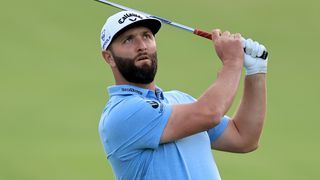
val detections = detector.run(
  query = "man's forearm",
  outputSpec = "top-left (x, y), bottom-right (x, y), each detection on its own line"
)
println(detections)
top-left (198, 64), bottom-right (243, 124)
top-left (233, 74), bottom-right (267, 148)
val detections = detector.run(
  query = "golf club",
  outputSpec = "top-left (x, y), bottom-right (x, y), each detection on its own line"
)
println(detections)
top-left (95, 0), bottom-right (268, 59)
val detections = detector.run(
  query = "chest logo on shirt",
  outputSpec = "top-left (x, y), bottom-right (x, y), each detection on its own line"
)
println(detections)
top-left (145, 100), bottom-right (159, 109)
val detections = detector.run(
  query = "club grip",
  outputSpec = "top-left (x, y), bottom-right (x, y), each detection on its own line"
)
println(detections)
top-left (193, 29), bottom-right (212, 40)
top-left (193, 29), bottom-right (268, 60)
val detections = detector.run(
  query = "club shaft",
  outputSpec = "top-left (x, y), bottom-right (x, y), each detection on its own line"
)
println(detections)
top-left (95, 0), bottom-right (147, 16)
top-left (95, 0), bottom-right (194, 32)
top-left (95, 0), bottom-right (268, 59)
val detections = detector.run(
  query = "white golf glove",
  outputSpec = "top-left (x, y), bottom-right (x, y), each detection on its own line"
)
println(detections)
top-left (242, 38), bottom-right (268, 75)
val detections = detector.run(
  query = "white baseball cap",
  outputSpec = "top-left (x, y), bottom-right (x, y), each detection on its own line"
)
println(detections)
top-left (100, 10), bottom-right (161, 50)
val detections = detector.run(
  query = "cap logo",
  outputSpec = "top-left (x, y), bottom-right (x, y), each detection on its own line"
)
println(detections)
top-left (101, 29), bottom-right (106, 41)
top-left (118, 13), bottom-right (143, 24)
top-left (102, 35), bottom-right (111, 49)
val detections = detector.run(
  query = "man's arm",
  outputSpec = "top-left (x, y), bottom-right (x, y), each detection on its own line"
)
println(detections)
top-left (160, 29), bottom-right (244, 143)
top-left (212, 40), bottom-right (268, 152)
top-left (212, 74), bottom-right (267, 152)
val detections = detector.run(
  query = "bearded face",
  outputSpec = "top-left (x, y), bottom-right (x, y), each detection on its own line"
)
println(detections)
top-left (110, 50), bottom-right (158, 84)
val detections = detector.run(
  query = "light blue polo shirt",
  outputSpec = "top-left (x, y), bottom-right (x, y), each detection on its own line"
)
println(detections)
top-left (99, 85), bottom-right (229, 180)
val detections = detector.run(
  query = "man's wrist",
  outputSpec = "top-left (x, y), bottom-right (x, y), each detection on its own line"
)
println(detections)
top-left (223, 59), bottom-right (243, 70)
top-left (245, 66), bottom-right (267, 76)
top-left (245, 73), bottom-right (266, 81)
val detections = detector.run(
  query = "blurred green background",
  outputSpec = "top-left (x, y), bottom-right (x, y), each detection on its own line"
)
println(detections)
top-left (1, 0), bottom-right (319, 179)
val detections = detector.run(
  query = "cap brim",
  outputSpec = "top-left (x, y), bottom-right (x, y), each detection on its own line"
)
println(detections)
top-left (109, 19), bottom-right (161, 48)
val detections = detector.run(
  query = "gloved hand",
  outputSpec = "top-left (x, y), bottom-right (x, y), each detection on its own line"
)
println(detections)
top-left (242, 38), bottom-right (268, 75)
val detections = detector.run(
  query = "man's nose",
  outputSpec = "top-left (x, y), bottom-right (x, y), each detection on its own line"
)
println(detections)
top-left (136, 38), bottom-right (147, 51)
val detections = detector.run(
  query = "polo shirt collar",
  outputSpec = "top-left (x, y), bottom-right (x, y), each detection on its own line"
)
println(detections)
top-left (108, 85), bottom-right (164, 100)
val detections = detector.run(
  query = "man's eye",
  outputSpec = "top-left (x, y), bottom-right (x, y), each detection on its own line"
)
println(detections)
top-left (124, 38), bottom-right (133, 44)
top-left (144, 34), bottom-right (152, 39)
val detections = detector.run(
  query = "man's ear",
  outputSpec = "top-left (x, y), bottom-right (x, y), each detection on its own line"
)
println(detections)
top-left (102, 50), bottom-right (116, 67)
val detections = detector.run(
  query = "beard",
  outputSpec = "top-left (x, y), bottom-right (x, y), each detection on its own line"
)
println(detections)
top-left (111, 51), bottom-right (158, 84)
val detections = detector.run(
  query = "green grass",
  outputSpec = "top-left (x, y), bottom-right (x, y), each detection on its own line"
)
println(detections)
top-left (1, 0), bottom-right (320, 179)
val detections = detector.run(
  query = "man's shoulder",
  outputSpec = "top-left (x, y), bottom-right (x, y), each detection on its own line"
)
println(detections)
top-left (101, 95), bottom-right (150, 128)
top-left (106, 94), bottom-right (167, 117)
top-left (107, 95), bottom-right (146, 113)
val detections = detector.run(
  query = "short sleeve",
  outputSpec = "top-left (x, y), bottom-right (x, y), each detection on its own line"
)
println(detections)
top-left (207, 116), bottom-right (230, 142)
top-left (102, 97), bottom-right (172, 159)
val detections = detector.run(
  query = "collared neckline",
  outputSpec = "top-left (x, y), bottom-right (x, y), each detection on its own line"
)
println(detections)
top-left (108, 85), bottom-right (164, 100)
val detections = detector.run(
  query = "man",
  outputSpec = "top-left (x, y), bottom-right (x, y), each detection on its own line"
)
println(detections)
top-left (98, 10), bottom-right (267, 180)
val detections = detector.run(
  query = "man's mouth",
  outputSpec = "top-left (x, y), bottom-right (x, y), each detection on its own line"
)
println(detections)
top-left (137, 55), bottom-right (149, 61)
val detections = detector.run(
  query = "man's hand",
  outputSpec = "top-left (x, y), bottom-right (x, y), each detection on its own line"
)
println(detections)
top-left (242, 38), bottom-right (268, 75)
top-left (212, 29), bottom-right (244, 67)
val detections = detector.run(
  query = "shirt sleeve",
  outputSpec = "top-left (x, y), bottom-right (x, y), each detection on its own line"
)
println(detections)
top-left (104, 97), bottom-right (172, 159)
top-left (207, 116), bottom-right (230, 143)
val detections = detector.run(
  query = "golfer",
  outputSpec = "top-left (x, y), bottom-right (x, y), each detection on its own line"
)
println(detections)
top-left (98, 10), bottom-right (268, 180)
